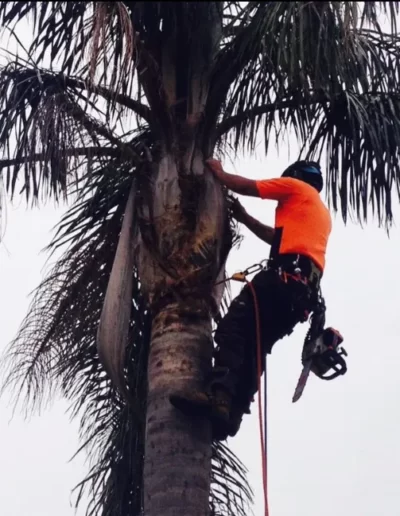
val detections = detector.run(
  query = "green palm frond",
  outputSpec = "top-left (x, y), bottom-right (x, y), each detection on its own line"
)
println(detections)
top-left (216, 26), bottom-right (400, 226)
top-left (210, 2), bottom-right (400, 225)
top-left (214, 2), bottom-right (399, 117)
top-left (218, 19), bottom-right (400, 140)
top-left (306, 90), bottom-right (400, 225)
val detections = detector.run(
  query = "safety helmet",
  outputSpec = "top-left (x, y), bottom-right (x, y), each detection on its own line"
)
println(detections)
top-left (281, 160), bottom-right (323, 193)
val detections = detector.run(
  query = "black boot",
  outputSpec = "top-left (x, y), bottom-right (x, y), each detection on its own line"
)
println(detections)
top-left (169, 368), bottom-right (236, 440)
top-left (224, 394), bottom-right (252, 439)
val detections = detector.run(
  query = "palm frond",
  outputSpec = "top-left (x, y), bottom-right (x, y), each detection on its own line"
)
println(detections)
top-left (97, 178), bottom-right (139, 409)
top-left (0, 2), bottom-right (176, 137)
top-left (217, 3), bottom-right (400, 141)
top-left (1, 161), bottom-right (130, 409)
top-left (0, 58), bottom-right (149, 202)
top-left (211, 442), bottom-right (253, 516)
top-left (218, 89), bottom-right (400, 227)
top-left (71, 270), bottom-right (151, 516)
top-left (306, 90), bottom-right (400, 226)
top-left (212, 2), bottom-right (400, 225)
top-left (0, 2), bottom-right (136, 96)
top-left (0, 152), bottom-right (150, 516)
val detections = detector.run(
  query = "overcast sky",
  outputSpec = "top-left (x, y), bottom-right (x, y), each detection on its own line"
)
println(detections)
top-left (2, 11), bottom-right (400, 516)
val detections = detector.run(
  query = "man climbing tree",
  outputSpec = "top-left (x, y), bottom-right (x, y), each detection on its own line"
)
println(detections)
top-left (171, 158), bottom-right (332, 439)
top-left (1, 3), bottom-right (400, 516)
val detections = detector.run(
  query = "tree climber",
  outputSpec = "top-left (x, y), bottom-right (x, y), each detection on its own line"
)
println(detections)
top-left (170, 158), bottom-right (332, 440)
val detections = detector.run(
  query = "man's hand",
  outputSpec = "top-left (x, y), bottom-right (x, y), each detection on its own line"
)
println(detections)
top-left (205, 158), bottom-right (224, 179)
top-left (229, 198), bottom-right (275, 245)
top-left (229, 198), bottom-right (248, 224)
top-left (205, 157), bottom-right (259, 197)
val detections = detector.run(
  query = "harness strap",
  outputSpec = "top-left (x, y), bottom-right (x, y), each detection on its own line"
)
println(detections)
top-left (270, 253), bottom-right (322, 288)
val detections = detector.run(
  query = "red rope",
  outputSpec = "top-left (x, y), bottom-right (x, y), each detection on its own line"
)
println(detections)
top-left (246, 280), bottom-right (269, 516)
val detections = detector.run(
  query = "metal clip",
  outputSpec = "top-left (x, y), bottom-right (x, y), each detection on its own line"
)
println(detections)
top-left (243, 262), bottom-right (263, 276)
top-left (232, 260), bottom-right (271, 283)
top-left (293, 255), bottom-right (302, 275)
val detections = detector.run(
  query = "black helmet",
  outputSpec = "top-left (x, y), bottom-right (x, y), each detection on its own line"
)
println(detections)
top-left (281, 160), bottom-right (323, 192)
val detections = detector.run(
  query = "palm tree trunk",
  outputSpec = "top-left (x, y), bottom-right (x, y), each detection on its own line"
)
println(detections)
top-left (143, 301), bottom-right (213, 516)
top-left (138, 147), bottom-right (230, 515)
top-left (138, 6), bottom-right (227, 504)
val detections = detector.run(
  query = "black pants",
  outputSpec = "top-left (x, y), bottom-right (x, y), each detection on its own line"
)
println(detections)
top-left (213, 268), bottom-right (315, 414)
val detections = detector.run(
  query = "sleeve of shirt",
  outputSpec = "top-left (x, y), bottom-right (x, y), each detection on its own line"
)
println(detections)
top-left (255, 177), bottom-right (299, 201)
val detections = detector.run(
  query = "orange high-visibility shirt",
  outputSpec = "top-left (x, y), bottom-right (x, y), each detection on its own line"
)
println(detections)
top-left (255, 177), bottom-right (332, 271)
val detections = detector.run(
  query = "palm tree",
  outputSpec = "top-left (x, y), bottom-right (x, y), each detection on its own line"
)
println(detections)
top-left (1, 2), bottom-right (400, 516)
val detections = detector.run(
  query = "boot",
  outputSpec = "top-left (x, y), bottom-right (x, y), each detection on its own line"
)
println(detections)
top-left (169, 385), bottom-right (233, 440)
top-left (211, 387), bottom-right (234, 440)
top-left (169, 367), bottom-right (237, 440)
top-left (210, 389), bottom-right (249, 440)
top-left (224, 406), bottom-right (244, 439)
top-left (169, 389), bottom-right (214, 418)
top-left (221, 392), bottom-right (253, 439)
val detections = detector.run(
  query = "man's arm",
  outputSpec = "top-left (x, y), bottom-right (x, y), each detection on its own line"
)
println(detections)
top-left (231, 199), bottom-right (275, 245)
top-left (206, 158), bottom-right (260, 197)
top-left (242, 212), bottom-right (275, 245)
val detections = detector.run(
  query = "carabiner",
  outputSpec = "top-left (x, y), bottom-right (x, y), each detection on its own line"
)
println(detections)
top-left (243, 263), bottom-right (262, 276)
top-left (243, 259), bottom-right (270, 277)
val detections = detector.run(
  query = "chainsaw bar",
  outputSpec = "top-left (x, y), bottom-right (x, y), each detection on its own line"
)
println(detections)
top-left (292, 359), bottom-right (312, 403)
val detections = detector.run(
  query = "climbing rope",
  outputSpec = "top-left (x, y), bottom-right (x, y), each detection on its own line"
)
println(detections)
top-left (264, 355), bottom-right (268, 508)
top-left (222, 261), bottom-right (270, 516)
top-left (246, 279), bottom-right (269, 516)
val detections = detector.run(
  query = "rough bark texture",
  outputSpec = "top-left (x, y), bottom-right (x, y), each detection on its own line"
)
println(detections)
top-left (144, 303), bottom-right (213, 516)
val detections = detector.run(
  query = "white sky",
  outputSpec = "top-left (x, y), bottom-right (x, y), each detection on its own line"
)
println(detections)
top-left (1, 11), bottom-right (400, 516)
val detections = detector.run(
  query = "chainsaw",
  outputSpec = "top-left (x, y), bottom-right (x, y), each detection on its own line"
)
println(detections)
top-left (292, 300), bottom-right (348, 403)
